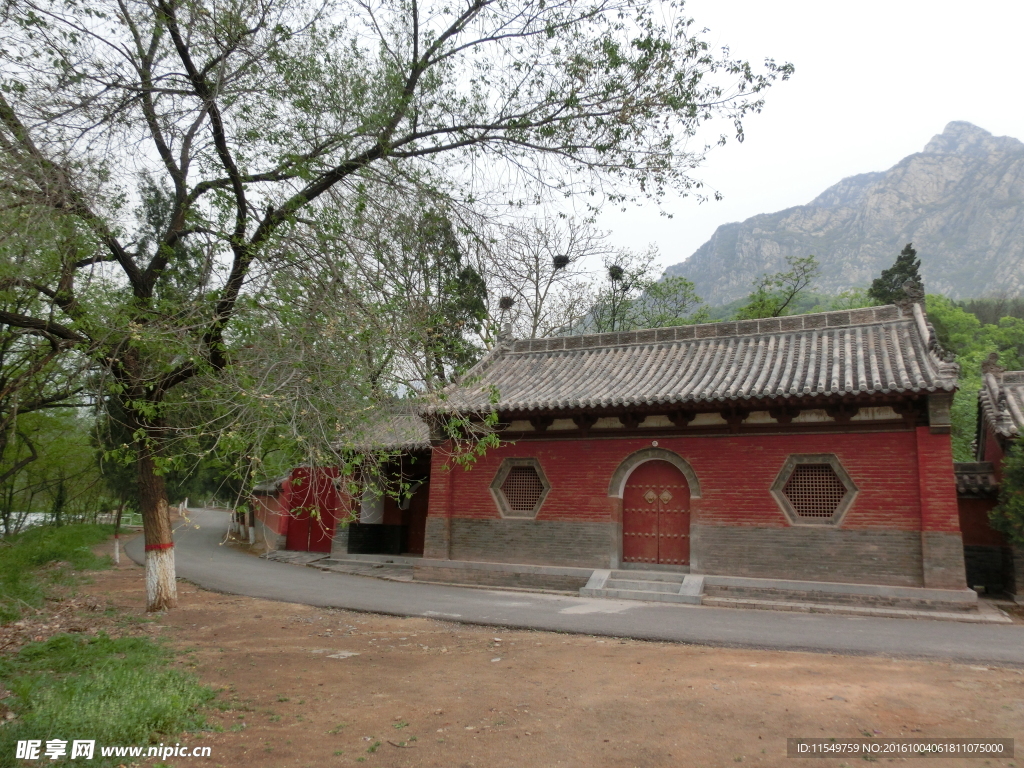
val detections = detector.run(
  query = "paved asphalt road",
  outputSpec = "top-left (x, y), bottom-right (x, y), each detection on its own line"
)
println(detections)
top-left (125, 508), bottom-right (1024, 666)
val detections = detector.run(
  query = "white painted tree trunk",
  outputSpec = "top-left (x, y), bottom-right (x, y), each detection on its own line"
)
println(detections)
top-left (113, 535), bottom-right (120, 565)
top-left (146, 546), bottom-right (177, 610)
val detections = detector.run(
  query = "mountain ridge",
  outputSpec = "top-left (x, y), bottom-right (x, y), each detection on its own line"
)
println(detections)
top-left (664, 121), bottom-right (1024, 304)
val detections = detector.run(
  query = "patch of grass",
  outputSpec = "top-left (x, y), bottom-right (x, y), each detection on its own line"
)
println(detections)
top-left (0, 524), bottom-right (113, 623)
top-left (0, 633), bottom-right (214, 768)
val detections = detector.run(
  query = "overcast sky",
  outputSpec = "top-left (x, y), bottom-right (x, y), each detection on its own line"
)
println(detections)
top-left (595, 0), bottom-right (1024, 273)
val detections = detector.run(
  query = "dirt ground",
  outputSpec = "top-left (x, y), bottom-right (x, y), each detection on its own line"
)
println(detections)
top-left (16, 539), bottom-right (1024, 768)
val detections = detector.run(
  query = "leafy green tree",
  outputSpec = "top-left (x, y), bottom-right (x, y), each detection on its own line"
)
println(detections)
top-left (0, 0), bottom-right (790, 609)
top-left (990, 442), bottom-right (1024, 548)
top-left (925, 295), bottom-right (1024, 460)
top-left (2, 410), bottom-right (109, 535)
top-left (868, 243), bottom-right (923, 305)
top-left (735, 255), bottom-right (821, 320)
top-left (399, 211), bottom-right (488, 388)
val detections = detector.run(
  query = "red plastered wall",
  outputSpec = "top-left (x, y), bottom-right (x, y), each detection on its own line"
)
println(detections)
top-left (915, 426), bottom-right (963, 533)
top-left (429, 428), bottom-right (949, 532)
top-left (252, 483), bottom-right (290, 535)
top-left (957, 497), bottom-right (1005, 547)
top-left (981, 424), bottom-right (1006, 482)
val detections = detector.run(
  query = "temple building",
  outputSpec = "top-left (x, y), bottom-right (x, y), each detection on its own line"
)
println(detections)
top-left (253, 294), bottom-right (1011, 612)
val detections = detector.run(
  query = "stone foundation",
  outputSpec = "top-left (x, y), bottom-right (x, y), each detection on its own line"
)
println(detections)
top-left (331, 524), bottom-right (349, 557)
top-left (423, 516), bottom-right (612, 568)
top-left (691, 525), bottom-right (926, 587)
top-left (921, 531), bottom-right (968, 589)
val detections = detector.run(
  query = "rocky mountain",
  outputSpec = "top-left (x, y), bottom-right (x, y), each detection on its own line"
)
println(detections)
top-left (664, 122), bottom-right (1024, 305)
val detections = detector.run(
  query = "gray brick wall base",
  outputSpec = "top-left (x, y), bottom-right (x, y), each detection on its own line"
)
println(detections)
top-left (331, 525), bottom-right (349, 557)
top-left (1012, 547), bottom-right (1024, 603)
top-left (921, 531), bottom-right (968, 590)
top-left (424, 517), bottom-right (613, 568)
top-left (691, 525), bottom-right (926, 587)
top-left (255, 520), bottom-right (286, 552)
top-left (452, 518), bottom-right (612, 567)
top-left (423, 516), bottom-right (450, 560)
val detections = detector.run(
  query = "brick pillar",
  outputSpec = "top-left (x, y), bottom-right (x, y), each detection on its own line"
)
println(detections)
top-left (1011, 547), bottom-right (1024, 604)
top-left (330, 480), bottom-right (355, 557)
top-left (916, 426), bottom-right (968, 589)
top-left (608, 496), bottom-right (623, 569)
top-left (423, 443), bottom-right (453, 560)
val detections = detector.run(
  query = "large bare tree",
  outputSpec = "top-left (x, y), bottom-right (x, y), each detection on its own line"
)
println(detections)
top-left (0, 0), bottom-right (791, 609)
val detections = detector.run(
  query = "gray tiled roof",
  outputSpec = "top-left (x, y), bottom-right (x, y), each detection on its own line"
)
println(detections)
top-left (953, 462), bottom-right (999, 497)
top-left (252, 473), bottom-right (289, 494)
top-left (980, 370), bottom-right (1024, 438)
top-left (433, 304), bottom-right (958, 414)
top-left (345, 405), bottom-right (432, 452)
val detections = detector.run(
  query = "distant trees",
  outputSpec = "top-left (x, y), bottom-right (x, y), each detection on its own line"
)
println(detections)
top-left (590, 249), bottom-right (706, 333)
top-left (735, 255), bottom-right (821, 320)
top-left (868, 243), bottom-right (923, 304)
top-left (925, 295), bottom-right (1024, 460)
top-left (991, 438), bottom-right (1024, 548)
top-left (990, 442), bottom-right (1024, 548)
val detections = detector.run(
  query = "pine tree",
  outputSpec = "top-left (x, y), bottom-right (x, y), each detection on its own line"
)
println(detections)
top-left (868, 243), bottom-right (923, 305)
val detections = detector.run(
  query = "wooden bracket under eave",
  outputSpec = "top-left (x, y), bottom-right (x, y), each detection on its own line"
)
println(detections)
top-left (667, 410), bottom-right (695, 428)
top-left (529, 415), bottom-right (554, 433)
top-left (573, 414), bottom-right (598, 433)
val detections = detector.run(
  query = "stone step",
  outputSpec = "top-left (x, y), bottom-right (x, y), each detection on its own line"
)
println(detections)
top-left (592, 587), bottom-right (703, 605)
top-left (318, 558), bottom-right (413, 570)
top-left (702, 597), bottom-right (1011, 623)
top-left (610, 569), bottom-right (686, 583)
top-left (604, 578), bottom-right (683, 594)
top-left (581, 570), bottom-right (704, 604)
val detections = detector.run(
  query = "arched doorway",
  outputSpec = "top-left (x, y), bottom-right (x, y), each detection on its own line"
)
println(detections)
top-left (622, 460), bottom-right (691, 566)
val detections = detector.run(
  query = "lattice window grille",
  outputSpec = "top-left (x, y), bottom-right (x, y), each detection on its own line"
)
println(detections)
top-left (782, 464), bottom-right (847, 519)
top-left (500, 466), bottom-right (545, 512)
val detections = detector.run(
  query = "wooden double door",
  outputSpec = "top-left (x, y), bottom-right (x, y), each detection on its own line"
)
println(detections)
top-left (284, 467), bottom-right (339, 553)
top-left (622, 460), bottom-right (691, 566)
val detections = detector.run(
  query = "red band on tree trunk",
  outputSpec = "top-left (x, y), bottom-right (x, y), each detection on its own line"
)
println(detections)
top-left (144, 542), bottom-right (175, 552)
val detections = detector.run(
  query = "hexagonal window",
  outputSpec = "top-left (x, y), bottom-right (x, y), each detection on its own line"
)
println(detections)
top-left (770, 454), bottom-right (857, 526)
top-left (490, 458), bottom-right (551, 519)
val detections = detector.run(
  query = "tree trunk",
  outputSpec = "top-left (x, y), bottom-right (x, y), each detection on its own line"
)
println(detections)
top-left (138, 447), bottom-right (177, 611)
top-left (113, 500), bottom-right (125, 565)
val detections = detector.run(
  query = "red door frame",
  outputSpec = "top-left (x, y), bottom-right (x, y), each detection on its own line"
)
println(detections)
top-left (622, 460), bottom-right (691, 566)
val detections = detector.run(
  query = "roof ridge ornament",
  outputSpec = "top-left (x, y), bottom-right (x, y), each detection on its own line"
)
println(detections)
top-left (981, 351), bottom-right (1005, 376)
top-left (496, 321), bottom-right (515, 349)
top-left (898, 279), bottom-right (925, 309)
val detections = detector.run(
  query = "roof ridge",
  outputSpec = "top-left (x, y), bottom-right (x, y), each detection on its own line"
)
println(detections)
top-left (978, 370), bottom-right (1022, 438)
top-left (508, 304), bottom-right (904, 355)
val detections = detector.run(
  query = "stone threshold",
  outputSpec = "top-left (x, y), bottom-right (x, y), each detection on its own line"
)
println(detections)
top-left (702, 574), bottom-right (980, 606)
top-left (702, 596), bottom-right (1011, 624)
top-left (700, 574), bottom-right (981, 614)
